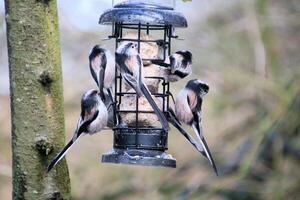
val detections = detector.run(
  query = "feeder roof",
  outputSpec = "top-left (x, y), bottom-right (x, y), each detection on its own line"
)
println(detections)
top-left (99, 1), bottom-right (188, 27)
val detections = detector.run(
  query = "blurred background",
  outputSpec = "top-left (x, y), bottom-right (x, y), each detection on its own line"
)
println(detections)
top-left (1, 0), bottom-right (300, 199)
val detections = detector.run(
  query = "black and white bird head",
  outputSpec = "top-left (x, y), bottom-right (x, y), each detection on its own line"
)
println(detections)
top-left (81, 89), bottom-right (101, 117)
top-left (89, 45), bottom-right (103, 59)
top-left (168, 50), bottom-right (193, 79)
top-left (176, 50), bottom-right (192, 63)
top-left (116, 42), bottom-right (139, 56)
top-left (156, 39), bottom-right (168, 51)
top-left (186, 79), bottom-right (209, 97)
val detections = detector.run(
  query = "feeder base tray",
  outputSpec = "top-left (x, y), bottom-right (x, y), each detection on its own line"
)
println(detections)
top-left (101, 148), bottom-right (176, 168)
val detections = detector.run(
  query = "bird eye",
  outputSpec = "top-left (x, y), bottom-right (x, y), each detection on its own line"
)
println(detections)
top-left (131, 45), bottom-right (135, 49)
top-left (91, 90), bottom-right (98, 95)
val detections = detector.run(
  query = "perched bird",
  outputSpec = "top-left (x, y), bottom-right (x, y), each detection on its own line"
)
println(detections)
top-left (115, 42), bottom-right (169, 131)
top-left (89, 45), bottom-right (115, 100)
top-left (89, 45), bottom-right (117, 126)
top-left (152, 50), bottom-right (192, 82)
top-left (47, 89), bottom-right (108, 172)
top-left (175, 79), bottom-right (218, 175)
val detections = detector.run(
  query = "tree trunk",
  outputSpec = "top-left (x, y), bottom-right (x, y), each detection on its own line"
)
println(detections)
top-left (5, 0), bottom-right (71, 199)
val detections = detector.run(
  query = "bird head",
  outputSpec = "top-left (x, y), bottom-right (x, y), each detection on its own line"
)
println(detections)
top-left (89, 45), bottom-right (103, 60)
top-left (186, 79), bottom-right (209, 97)
top-left (116, 42), bottom-right (139, 56)
top-left (176, 50), bottom-right (192, 64)
top-left (81, 89), bottom-right (101, 116)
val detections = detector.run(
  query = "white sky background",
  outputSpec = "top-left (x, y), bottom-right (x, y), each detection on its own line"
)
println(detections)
top-left (0, 0), bottom-right (233, 95)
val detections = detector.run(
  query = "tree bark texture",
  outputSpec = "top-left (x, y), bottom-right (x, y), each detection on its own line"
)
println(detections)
top-left (5, 0), bottom-right (71, 199)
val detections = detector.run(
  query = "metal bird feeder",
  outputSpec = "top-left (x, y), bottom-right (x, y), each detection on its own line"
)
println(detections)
top-left (100, 0), bottom-right (187, 168)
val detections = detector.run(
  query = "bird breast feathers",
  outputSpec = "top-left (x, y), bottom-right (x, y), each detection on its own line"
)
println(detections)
top-left (176, 90), bottom-right (193, 124)
top-left (187, 89), bottom-right (197, 110)
top-left (125, 56), bottom-right (142, 78)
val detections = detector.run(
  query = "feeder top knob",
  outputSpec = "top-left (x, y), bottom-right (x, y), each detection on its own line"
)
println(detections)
top-left (99, 0), bottom-right (188, 27)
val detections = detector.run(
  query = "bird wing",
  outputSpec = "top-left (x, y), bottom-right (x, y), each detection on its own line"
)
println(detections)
top-left (104, 88), bottom-right (117, 128)
top-left (98, 54), bottom-right (107, 99)
top-left (140, 82), bottom-right (169, 131)
top-left (192, 111), bottom-right (218, 175)
top-left (123, 73), bottom-right (142, 96)
top-left (89, 54), bottom-right (102, 86)
top-left (137, 55), bottom-right (143, 86)
top-left (89, 63), bottom-right (98, 86)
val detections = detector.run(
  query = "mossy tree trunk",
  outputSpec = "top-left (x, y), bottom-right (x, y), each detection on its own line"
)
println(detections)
top-left (5, 0), bottom-right (71, 199)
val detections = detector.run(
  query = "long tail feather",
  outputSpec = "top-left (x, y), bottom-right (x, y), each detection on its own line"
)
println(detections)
top-left (167, 109), bottom-right (205, 156)
top-left (192, 124), bottom-right (218, 176)
top-left (98, 54), bottom-right (107, 100)
top-left (47, 138), bottom-right (78, 172)
top-left (106, 88), bottom-right (118, 126)
top-left (140, 83), bottom-right (169, 131)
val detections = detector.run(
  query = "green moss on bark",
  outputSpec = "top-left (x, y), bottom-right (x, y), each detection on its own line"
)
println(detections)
top-left (5, 0), bottom-right (71, 199)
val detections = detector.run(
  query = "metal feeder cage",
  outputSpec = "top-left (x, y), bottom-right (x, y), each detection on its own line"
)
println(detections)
top-left (100, 0), bottom-right (188, 168)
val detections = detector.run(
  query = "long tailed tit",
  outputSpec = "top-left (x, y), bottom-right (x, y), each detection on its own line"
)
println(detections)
top-left (175, 79), bottom-right (218, 175)
top-left (47, 89), bottom-right (108, 172)
top-left (153, 50), bottom-right (192, 82)
top-left (115, 42), bottom-right (169, 131)
top-left (89, 45), bottom-right (115, 100)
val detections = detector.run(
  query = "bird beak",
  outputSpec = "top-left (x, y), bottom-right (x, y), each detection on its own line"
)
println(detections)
top-left (202, 85), bottom-right (209, 93)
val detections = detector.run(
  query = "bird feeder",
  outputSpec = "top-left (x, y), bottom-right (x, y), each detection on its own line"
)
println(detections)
top-left (100, 0), bottom-right (187, 168)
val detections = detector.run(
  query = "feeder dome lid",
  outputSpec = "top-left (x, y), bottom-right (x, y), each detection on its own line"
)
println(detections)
top-left (99, 0), bottom-right (188, 27)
